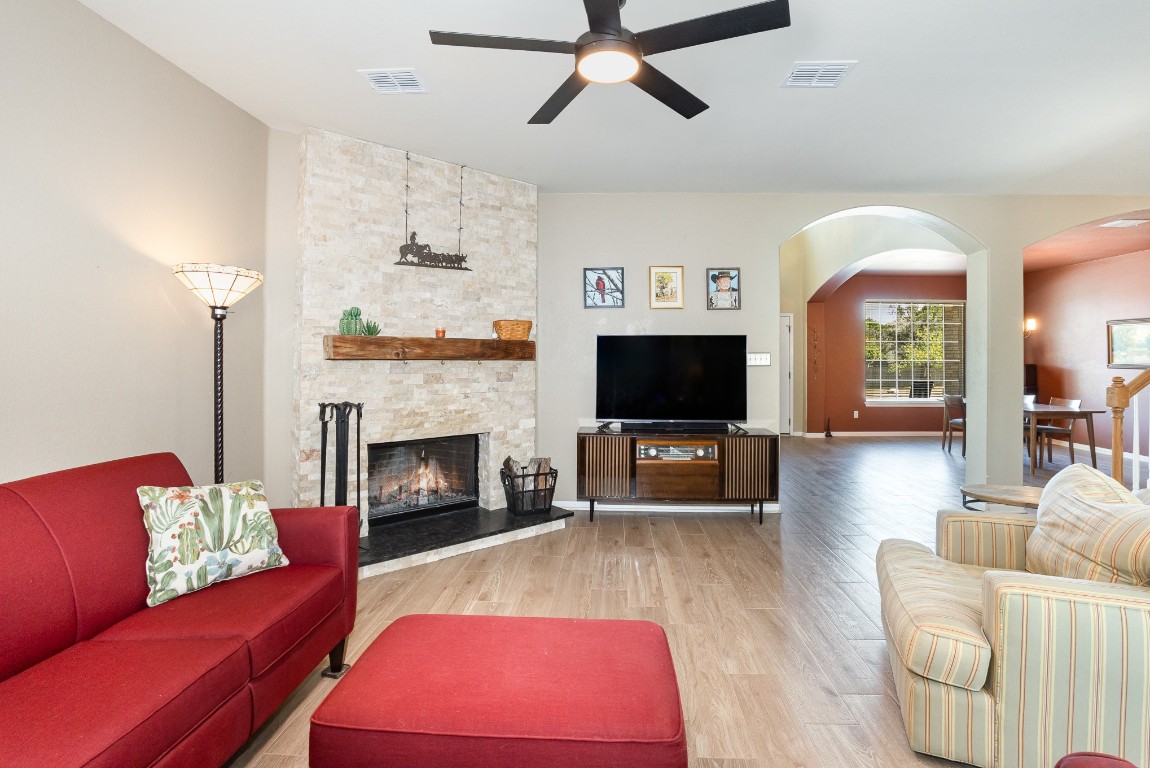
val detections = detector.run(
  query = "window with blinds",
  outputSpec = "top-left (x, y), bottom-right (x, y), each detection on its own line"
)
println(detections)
top-left (864, 301), bottom-right (965, 400)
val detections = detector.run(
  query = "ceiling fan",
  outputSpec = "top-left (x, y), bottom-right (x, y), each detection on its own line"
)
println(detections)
top-left (429, 0), bottom-right (791, 124)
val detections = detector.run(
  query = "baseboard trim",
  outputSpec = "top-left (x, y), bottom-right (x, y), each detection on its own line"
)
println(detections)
top-left (555, 500), bottom-right (781, 515)
top-left (803, 431), bottom-right (943, 438)
top-left (1043, 438), bottom-right (1150, 464)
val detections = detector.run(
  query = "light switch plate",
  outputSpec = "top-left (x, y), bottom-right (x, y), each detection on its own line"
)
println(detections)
top-left (746, 353), bottom-right (771, 366)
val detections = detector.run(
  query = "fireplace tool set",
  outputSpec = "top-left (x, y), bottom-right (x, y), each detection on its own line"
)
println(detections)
top-left (318, 402), bottom-right (363, 509)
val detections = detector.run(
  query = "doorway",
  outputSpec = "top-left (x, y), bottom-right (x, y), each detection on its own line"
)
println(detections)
top-left (779, 312), bottom-right (794, 434)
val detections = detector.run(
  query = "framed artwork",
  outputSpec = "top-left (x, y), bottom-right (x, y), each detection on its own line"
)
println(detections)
top-left (1107, 318), bottom-right (1150, 368)
top-left (649, 266), bottom-right (684, 309)
top-left (706, 267), bottom-right (740, 310)
top-left (583, 267), bottom-right (624, 308)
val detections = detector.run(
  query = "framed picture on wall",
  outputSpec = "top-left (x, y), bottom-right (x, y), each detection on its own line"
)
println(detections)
top-left (649, 266), bottom-right (684, 309)
top-left (583, 267), bottom-right (624, 308)
top-left (1107, 318), bottom-right (1150, 368)
top-left (706, 267), bottom-right (740, 310)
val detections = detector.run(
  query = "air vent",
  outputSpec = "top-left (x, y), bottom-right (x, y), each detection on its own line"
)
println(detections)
top-left (782, 61), bottom-right (856, 88)
top-left (359, 68), bottom-right (427, 94)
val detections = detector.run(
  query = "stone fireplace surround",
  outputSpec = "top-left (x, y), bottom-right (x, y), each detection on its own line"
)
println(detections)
top-left (292, 130), bottom-right (539, 537)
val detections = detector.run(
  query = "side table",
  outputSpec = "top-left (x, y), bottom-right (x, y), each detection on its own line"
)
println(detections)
top-left (959, 483), bottom-right (1042, 510)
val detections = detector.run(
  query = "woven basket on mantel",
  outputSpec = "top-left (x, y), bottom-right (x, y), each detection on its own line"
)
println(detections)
top-left (493, 320), bottom-right (532, 340)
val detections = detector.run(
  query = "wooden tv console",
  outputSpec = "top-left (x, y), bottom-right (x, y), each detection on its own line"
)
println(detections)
top-left (576, 427), bottom-right (779, 524)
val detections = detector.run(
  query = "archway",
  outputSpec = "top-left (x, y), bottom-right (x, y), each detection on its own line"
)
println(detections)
top-left (780, 206), bottom-right (1006, 483)
top-left (1024, 208), bottom-right (1150, 468)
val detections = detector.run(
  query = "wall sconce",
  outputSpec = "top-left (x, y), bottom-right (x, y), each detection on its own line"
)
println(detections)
top-left (1024, 318), bottom-right (1037, 338)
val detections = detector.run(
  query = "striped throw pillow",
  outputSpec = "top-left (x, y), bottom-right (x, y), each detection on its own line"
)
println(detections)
top-left (1026, 464), bottom-right (1150, 586)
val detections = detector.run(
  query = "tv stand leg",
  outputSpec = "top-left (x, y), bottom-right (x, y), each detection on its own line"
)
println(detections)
top-left (758, 500), bottom-right (764, 525)
top-left (589, 499), bottom-right (595, 522)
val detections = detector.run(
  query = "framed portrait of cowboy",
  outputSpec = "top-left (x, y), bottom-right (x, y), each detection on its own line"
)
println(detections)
top-left (706, 267), bottom-right (740, 310)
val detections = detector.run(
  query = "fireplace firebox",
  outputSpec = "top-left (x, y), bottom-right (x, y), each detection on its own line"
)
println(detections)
top-left (367, 435), bottom-right (479, 523)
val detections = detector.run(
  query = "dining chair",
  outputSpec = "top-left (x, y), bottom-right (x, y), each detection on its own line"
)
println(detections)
top-left (1037, 396), bottom-right (1081, 466)
top-left (942, 394), bottom-right (966, 457)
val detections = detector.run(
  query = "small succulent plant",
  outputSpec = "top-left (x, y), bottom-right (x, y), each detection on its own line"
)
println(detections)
top-left (363, 319), bottom-right (381, 336)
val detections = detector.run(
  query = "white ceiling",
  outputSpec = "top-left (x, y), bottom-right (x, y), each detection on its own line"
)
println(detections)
top-left (75, 0), bottom-right (1150, 195)
top-left (856, 249), bottom-right (966, 276)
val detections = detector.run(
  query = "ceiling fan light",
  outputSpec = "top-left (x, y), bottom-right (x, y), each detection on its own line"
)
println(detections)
top-left (577, 43), bottom-right (640, 84)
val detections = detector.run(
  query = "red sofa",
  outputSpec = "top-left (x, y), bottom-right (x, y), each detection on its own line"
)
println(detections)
top-left (0, 453), bottom-right (358, 768)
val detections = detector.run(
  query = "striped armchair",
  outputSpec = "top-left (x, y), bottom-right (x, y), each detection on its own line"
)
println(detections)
top-left (876, 465), bottom-right (1150, 768)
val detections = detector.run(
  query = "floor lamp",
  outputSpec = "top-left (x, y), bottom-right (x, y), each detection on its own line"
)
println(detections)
top-left (172, 263), bottom-right (263, 484)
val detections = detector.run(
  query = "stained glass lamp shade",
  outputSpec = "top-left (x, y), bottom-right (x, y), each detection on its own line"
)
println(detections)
top-left (172, 263), bottom-right (263, 310)
top-left (172, 263), bottom-right (263, 483)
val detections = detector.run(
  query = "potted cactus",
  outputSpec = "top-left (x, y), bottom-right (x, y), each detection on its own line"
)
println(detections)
top-left (338, 307), bottom-right (364, 335)
top-left (338, 307), bottom-right (381, 336)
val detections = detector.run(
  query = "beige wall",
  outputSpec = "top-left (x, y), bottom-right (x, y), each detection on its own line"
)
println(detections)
top-left (261, 130), bottom-right (303, 505)
top-left (538, 194), bottom-right (1150, 500)
top-left (537, 194), bottom-right (782, 503)
top-left (0, 0), bottom-right (268, 484)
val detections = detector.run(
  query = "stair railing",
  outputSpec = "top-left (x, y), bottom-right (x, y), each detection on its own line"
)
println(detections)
top-left (1105, 369), bottom-right (1150, 487)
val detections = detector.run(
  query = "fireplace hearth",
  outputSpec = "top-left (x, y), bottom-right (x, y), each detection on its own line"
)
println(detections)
top-left (358, 432), bottom-right (574, 573)
top-left (368, 434), bottom-right (479, 522)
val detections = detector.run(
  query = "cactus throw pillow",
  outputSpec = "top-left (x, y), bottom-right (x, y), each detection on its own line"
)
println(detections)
top-left (137, 480), bottom-right (289, 606)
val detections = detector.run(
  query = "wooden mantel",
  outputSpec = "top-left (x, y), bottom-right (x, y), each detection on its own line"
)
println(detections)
top-left (323, 335), bottom-right (535, 362)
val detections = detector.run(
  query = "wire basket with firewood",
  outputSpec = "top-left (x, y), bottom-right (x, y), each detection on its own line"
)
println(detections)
top-left (500, 456), bottom-right (557, 515)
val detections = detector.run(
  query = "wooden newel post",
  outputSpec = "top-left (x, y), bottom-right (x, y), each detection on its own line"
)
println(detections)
top-left (1107, 375), bottom-right (1129, 485)
top-left (1108, 369), bottom-right (1150, 487)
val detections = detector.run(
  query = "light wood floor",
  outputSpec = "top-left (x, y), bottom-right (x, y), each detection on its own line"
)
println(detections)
top-left (228, 436), bottom-right (1086, 768)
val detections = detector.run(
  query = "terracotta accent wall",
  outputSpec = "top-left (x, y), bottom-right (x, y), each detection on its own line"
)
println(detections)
top-left (807, 273), bottom-right (967, 434)
top-left (1024, 249), bottom-right (1150, 454)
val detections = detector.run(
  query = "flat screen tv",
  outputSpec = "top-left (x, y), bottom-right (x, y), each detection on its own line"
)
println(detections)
top-left (595, 334), bottom-right (747, 431)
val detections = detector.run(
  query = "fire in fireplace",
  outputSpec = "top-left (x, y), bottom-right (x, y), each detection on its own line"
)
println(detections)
top-left (367, 435), bottom-right (479, 522)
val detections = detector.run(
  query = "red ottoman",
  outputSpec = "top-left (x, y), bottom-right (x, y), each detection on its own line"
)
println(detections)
top-left (310, 614), bottom-right (687, 768)
top-left (1054, 754), bottom-right (1138, 768)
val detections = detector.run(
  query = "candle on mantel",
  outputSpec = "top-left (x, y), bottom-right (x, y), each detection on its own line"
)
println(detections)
top-left (434, 328), bottom-right (446, 338)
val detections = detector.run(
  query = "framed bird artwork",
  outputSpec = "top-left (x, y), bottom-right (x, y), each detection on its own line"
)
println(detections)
top-left (584, 267), bottom-right (624, 308)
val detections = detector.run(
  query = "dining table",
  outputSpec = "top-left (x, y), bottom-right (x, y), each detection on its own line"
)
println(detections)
top-left (1024, 401), bottom-right (1106, 474)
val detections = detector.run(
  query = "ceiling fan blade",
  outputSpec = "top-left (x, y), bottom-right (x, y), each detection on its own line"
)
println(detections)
top-left (583, 0), bottom-right (623, 34)
top-left (630, 62), bottom-right (708, 119)
top-left (528, 72), bottom-right (589, 124)
top-left (429, 30), bottom-right (576, 54)
top-left (635, 0), bottom-right (790, 56)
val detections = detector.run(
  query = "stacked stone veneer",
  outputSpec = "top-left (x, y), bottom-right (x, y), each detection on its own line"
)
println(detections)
top-left (294, 129), bottom-right (538, 533)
